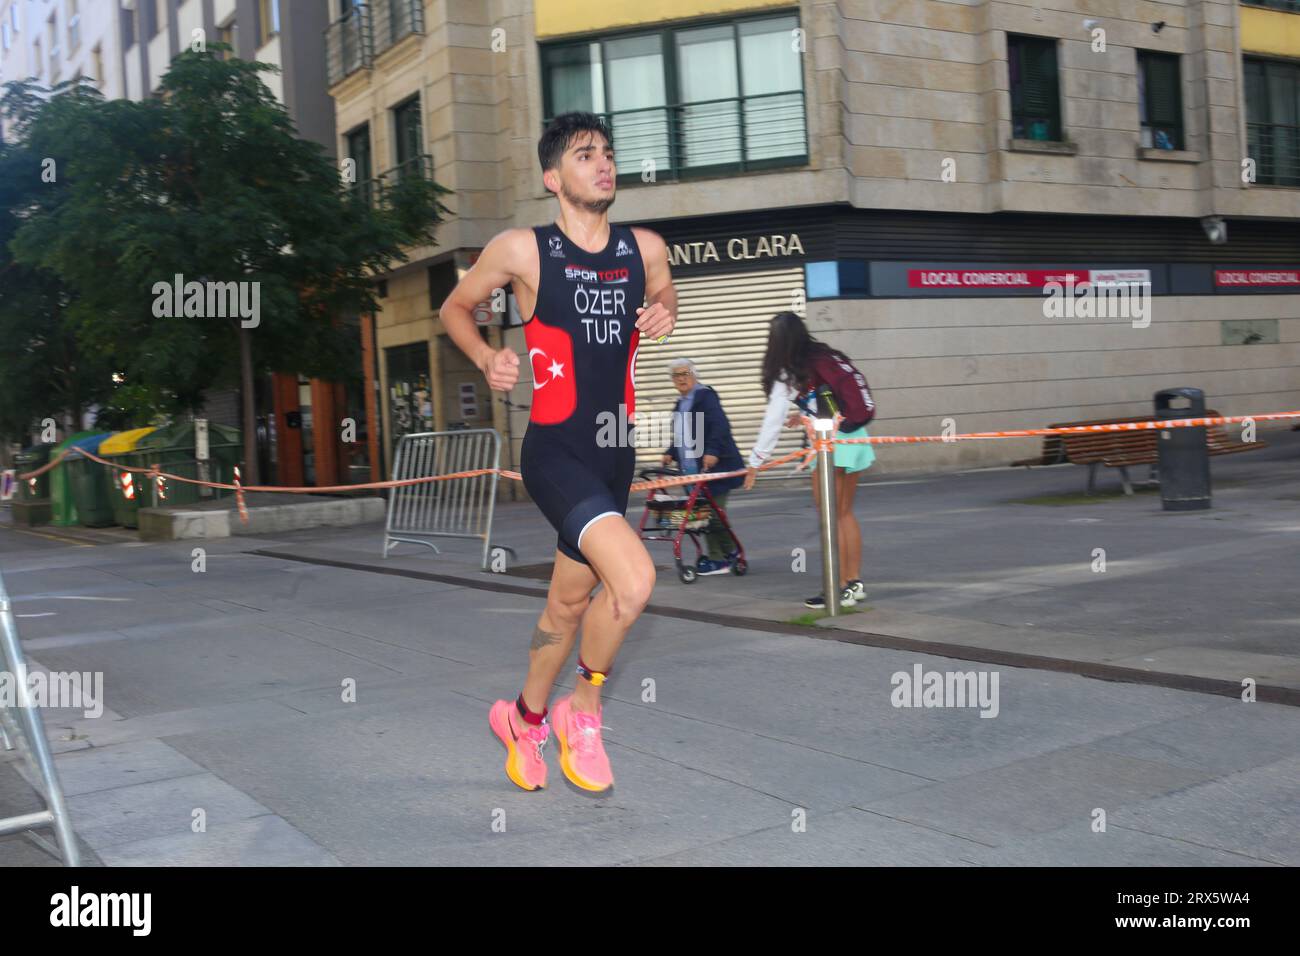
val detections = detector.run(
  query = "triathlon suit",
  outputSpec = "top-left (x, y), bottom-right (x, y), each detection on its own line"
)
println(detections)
top-left (518, 223), bottom-right (645, 565)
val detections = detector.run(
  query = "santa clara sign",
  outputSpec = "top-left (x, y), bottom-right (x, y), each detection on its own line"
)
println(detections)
top-left (667, 233), bottom-right (805, 267)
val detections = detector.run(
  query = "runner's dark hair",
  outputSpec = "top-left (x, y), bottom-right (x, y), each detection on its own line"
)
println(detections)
top-left (538, 112), bottom-right (614, 174)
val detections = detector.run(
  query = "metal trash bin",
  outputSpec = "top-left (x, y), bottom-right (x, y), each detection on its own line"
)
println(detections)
top-left (1154, 387), bottom-right (1211, 511)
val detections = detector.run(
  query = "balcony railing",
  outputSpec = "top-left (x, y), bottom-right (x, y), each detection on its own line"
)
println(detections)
top-left (378, 153), bottom-right (433, 190)
top-left (1247, 122), bottom-right (1300, 187)
top-left (545, 90), bottom-right (808, 182)
top-left (372, 0), bottom-right (424, 53)
top-left (326, 1), bottom-right (424, 86)
top-left (351, 154), bottom-right (433, 206)
top-left (326, 4), bottom-right (373, 86)
top-left (1243, 1), bottom-right (1300, 11)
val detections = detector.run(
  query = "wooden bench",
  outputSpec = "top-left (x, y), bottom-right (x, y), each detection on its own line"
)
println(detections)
top-left (1016, 410), bottom-right (1266, 494)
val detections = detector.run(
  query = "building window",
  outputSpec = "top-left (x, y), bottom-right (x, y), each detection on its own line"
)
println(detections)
top-left (428, 261), bottom-right (457, 311)
top-left (392, 96), bottom-right (423, 169)
top-left (217, 19), bottom-right (237, 59)
top-left (146, 0), bottom-right (162, 39)
top-left (67, 0), bottom-right (79, 52)
top-left (91, 43), bottom-right (102, 86)
top-left (1138, 51), bottom-right (1183, 150)
top-left (1242, 1), bottom-right (1300, 11)
top-left (121, 4), bottom-right (135, 49)
top-left (346, 123), bottom-right (373, 202)
top-left (1008, 34), bottom-right (1061, 142)
top-left (1245, 57), bottom-right (1300, 187)
top-left (258, 0), bottom-right (280, 46)
top-left (806, 261), bottom-right (868, 299)
top-left (541, 12), bottom-right (807, 182)
top-left (2, 21), bottom-right (10, 51)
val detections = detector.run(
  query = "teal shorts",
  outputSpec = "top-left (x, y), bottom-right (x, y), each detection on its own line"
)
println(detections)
top-left (809, 424), bottom-right (876, 474)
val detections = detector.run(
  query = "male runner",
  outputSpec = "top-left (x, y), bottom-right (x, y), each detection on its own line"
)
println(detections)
top-left (440, 112), bottom-right (677, 793)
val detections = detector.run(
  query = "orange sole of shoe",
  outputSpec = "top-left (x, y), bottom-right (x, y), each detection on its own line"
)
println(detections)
top-left (553, 725), bottom-right (613, 793)
top-left (489, 707), bottom-right (542, 791)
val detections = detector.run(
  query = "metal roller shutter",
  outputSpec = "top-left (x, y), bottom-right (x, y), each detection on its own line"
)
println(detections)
top-left (632, 265), bottom-right (809, 480)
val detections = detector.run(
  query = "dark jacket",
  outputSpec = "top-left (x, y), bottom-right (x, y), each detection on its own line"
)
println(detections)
top-left (663, 385), bottom-right (746, 494)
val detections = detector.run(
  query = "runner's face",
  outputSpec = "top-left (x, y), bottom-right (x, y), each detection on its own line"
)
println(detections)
top-left (557, 132), bottom-right (616, 213)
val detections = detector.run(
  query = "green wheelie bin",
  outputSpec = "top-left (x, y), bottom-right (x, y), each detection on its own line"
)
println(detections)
top-left (65, 433), bottom-right (116, 527)
top-left (133, 422), bottom-right (242, 506)
top-left (50, 431), bottom-right (105, 527)
top-left (11, 443), bottom-right (55, 526)
top-left (14, 443), bottom-right (54, 502)
top-left (101, 427), bottom-right (158, 529)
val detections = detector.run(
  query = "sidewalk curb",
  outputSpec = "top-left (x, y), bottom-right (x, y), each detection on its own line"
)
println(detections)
top-left (247, 548), bottom-right (1300, 708)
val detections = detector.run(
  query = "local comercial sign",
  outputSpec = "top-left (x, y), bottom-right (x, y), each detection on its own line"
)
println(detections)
top-left (907, 268), bottom-right (1152, 289)
top-left (870, 262), bottom-right (1164, 297)
top-left (1214, 268), bottom-right (1300, 289)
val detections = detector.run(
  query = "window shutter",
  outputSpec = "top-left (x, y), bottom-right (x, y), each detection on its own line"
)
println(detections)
top-left (1144, 55), bottom-right (1180, 128)
top-left (1021, 41), bottom-right (1058, 117)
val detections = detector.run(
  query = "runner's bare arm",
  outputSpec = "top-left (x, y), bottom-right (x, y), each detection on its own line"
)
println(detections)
top-left (632, 228), bottom-right (676, 342)
top-left (440, 228), bottom-right (532, 391)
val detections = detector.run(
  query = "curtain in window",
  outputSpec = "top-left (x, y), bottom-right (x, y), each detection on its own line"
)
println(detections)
top-left (606, 35), bottom-right (667, 176)
top-left (1266, 62), bottom-right (1298, 185)
top-left (740, 15), bottom-right (803, 162)
top-left (677, 25), bottom-right (739, 168)
top-left (1140, 53), bottom-right (1181, 150)
top-left (1245, 59), bottom-right (1300, 186)
top-left (1010, 37), bottom-right (1059, 141)
top-left (548, 42), bottom-right (604, 115)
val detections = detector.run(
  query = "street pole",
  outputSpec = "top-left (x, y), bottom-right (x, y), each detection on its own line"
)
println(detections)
top-left (815, 417), bottom-right (840, 617)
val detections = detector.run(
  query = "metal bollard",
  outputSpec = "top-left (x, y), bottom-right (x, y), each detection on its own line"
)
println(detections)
top-left (814, 418), bottom-right (841, 617)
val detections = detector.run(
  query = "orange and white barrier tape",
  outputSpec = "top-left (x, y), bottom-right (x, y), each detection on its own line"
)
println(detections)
top-left (14, 410), bottom-right (1299, 517)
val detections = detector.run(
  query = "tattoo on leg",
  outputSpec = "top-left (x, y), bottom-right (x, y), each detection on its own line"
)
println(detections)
top-left (530, 625), bottom-right (563, 651)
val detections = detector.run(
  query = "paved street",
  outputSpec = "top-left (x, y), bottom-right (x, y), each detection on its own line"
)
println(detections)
top-left (1, 431), bottom-right (1298, 866)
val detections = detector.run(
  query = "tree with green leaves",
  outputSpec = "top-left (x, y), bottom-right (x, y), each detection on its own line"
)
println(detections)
top-left (0, 80), bottom-right (115, 444)
top-left (3, 47), bottom-right (450, 481)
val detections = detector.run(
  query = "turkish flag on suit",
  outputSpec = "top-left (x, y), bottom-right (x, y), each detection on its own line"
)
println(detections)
top-left (525, 316), bottom-right (577, 425)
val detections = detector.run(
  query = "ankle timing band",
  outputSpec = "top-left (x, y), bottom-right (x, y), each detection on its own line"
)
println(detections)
top-left (577, 658), bottom-right (608, 686)
top-left (515, 694), bottom-right (548, 725)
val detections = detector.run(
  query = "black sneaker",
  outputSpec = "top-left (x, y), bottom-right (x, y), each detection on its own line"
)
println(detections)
top-left (846, 579), bottom-right (866, 602)
top-left (804, 586), bottom-right (856, 610)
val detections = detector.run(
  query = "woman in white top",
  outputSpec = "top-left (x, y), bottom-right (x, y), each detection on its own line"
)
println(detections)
top-left (742, 313), bottom-right (875, 609)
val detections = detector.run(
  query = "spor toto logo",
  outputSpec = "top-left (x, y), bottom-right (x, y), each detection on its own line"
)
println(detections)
top-left (564, 264), bottom-right (628, 283)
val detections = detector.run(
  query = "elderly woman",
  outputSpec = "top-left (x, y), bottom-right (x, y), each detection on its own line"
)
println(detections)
top-left (659, 358), bottom-right (746, 575)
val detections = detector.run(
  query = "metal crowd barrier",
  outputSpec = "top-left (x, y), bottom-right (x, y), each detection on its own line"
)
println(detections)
top-left (382, 428), bottom-right (515, 570)
top-left (0, 569), bottom-right (80, 865)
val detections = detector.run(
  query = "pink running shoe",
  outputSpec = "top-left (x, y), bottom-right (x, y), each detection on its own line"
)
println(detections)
top-left (489, 699), bottom-right (550, 791)
top-left (551, 694), bottom-right (613, 792)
